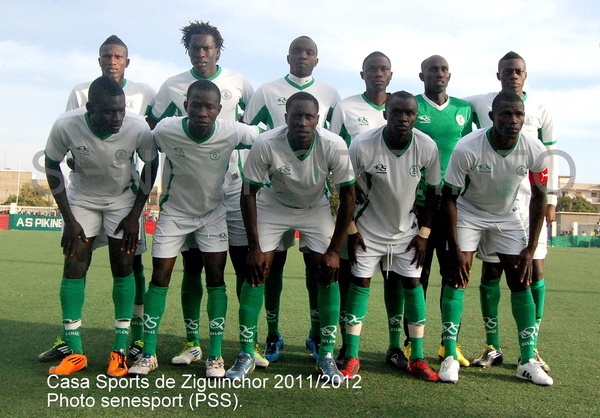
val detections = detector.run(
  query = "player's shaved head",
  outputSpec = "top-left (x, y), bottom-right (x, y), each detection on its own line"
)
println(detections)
top-left (362, 51), bottom-right (391, 69)
top-left (286, 91), bottom-right (319, 113)
top-left (492, 91), bottom-right (523, 111)
top-left (421, 55), bottom-right (448, 72)
top-left (187, 79), bottom-right (221, 102)
top-left (289, 36), bottom-right (318, 55)
top-left (89, 76), bottom-right (124, 102)
top-left (386, 90), bottom-right (416, 110)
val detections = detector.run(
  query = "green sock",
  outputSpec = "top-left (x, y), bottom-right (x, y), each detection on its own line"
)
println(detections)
top-left (60, 277), bottom-right (85, 355)
top-left (344, 283), bottom-right (370, 358)
top-left (265, 268), bottom-right (283, 337)
top-left (181, 271), bottom-right (203, 346)
top-left (206, 285), bottom-right (227, 358)
top-left (318, 282), bottom-right (340, 357)
top-left (130, 264), bottom-right (146, 343)
top-left (142, 284), bottom-right (168, 356)
top-left (441, 286), bottom-right (465, 359)
top-left (480, 278), bottom-right (501, 349)
top-left (112, 274), bottom-right (135, 351)
top-left (384, 276), bottom-right (404, 350)
top-left (404, 284), bottom-right (426, 360)
top-left (306, 268), bottom-right (320, 339)
top-left (530, 279), bottom-right (546, 347)
top-left (511, 289), bottom-right (536, 364)
top-left (239, 282), bottom-right (264, 355)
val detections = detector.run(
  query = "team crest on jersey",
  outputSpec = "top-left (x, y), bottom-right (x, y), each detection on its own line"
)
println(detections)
top-left (456, 115), bottom-right (466, 126)
top-left (516, 165), bottom-right (527, 176)
top-left (221, 89), bottom-right (232, 100)
top-left (374, 164), bottom-right (387, 174)
top-left (126, 99), bottom-right (135, 109)
top-left (76, 145), bottom-right (90, 155)
top-left (277, 97), bottom-right (287, 106)
top-left (210, 150), bottom-right (220, 160)
top-left (418, 115), bottom-right (431, 124)
top-left (524, 116), bottom-right (533, 126)
top-left (174, 147), bottom-right (186, 157)
top-left (115, 149), bottom-right (129, 161)
top-left (409, 165), bottom-right (418, 177)
top-left (277, 165), bottom-right (291, 175)
top-left (477, 164), bottom-right (492, 173)
top-left (357, 116), bottom-right (369, 125)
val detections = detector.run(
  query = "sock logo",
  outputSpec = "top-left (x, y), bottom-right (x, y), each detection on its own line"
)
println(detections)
top-left (519, 326), bottom-right (537, 340)
top-left (483, 316), bottom-right (498, 329)
top-left (343, 314), bottom-right (364, 326)
top-left (389, 314), bottom-right (403, 326)
top-left (310, 309), bottom-right (319, 318)
top-left (184, 318), bottom-right (200, 331)
top-left (409, 319), bottom-right (426, 326)
top-left (442, 322), bottom-right (460, 336)
top-left (239, 325), bottom-right (256, 339)
top-left (141, 314), bottom-right (159, 329)
top-left (321, 325), bottom-right (338, 338)
top-left (209, 317), bottom-right (226, 331)
top-left (265, 310), bottom-right (277, 321)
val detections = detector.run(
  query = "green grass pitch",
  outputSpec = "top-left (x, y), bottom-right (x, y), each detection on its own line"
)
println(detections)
top-left (0, 230), bottom-right (598, 417)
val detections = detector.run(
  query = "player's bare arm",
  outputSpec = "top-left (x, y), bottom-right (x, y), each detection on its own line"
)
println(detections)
top-left (240, 180), bottom-right (269, 285)
top-left (442, 185), bottom-right (470, 288)
top-left (406, 186), bottom-right (439, 268)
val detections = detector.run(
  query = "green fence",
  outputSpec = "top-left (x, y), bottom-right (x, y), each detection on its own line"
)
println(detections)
top-left (9, 214), bottom-right (63, 231)
top-left (550, 235), bottom-right (600, 248)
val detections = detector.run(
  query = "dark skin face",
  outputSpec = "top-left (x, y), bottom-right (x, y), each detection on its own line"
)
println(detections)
top-left (361, 55), bottom-right (393, 95)
top-left (489, 99), bottom-right (525, 149)
top-left (285, 99), bottom-right (320, 150)
top-left (383, 95), bottom-right (418, 148)
top-left (287, 37), bottom-right (318, 78)
top-left (86, 93), bottom-right (126, 136)
top-left (419, 55), bottom-right (450, 99)
top-left (98, 44), bottom-right (129, 85)
top-left (184, 88), bottom-right (222, 139)
top-left (497, 58), bottom-right (527, 96)
top-left (188, 33), bottom-right (220, 78)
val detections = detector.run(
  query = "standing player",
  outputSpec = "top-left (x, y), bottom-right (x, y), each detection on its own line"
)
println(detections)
top-left (146, 21), bottom-right (260, 369)
top-left (439, 92), bottom-right (552, 386)
top-left (128, 80), bottom-right (259, 378)
top-left (342, 91), bottom-right (442, 381)
top-left (408, 55), bottom-right (473, 367)
top-left (39, 35), bottom-right (158, 363)
top-left (44, 76), bottom-right (158, 377)
top-left (328, 51), bottom-right (392, 364)
top-left (243, 36), bottom-right (341, 362)
top-left (227, 92), bottom-right (355, 381)
top-left (464, 52), bottom-right (557, 369)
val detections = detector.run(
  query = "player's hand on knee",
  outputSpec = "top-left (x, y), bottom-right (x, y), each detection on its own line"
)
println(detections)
top-left (246, 249), bottom-right (267, 286)
top-left (61, 221), bottom-right (88, 258)
top-left (407, 236), bottom-right (427, 268)
top-left (451, 251), bottom-right (470, 289)
top-left (347, 231), bottom-right (366, 265)
top-left (516, 248), bottom-right (534, 285)
top-left (114, 214), bottom-right (139, 254)
top-left (319, 250), bottom-right (340, 287)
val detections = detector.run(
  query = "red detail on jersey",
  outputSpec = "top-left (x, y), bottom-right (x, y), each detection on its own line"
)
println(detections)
top-left (529, 168), bottom-right (549, 185)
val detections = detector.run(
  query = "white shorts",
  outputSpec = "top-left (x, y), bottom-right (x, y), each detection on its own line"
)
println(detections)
top-left (91, 215), bottom-right (147, 254)
top-left (68, 190), bottom-right (136, 240)
top-left (257, 199), bottom-right (333, 254)
top-left (152, 204), bottom-right (229, 258)
top-left (351, 227), bottom-right (421, 278)
top-left (224, 188), bottom-right (247, 247)
top-left (458, 209), bottom-right (526, 256)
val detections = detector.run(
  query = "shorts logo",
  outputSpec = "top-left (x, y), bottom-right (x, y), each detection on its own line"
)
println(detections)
top-left (478, 164), bottom-right (492, 173)
top-left (126, 99), bottom-right (135, 109)
top-left (238, 325), bottom-right (256, 339)
top-left (357, 116), bottom-right (369, 125)
top-left (277, 165), bottom-right (291, 175)
top-left (184, 318), bottom-right (200, 331)
top-left (374, 164), bottom-right (387, 174)
top-left (221, 89), bottom-right (232, 100)
top-left (277, 97), bottom-right (287, 105)
top-left (218, 232), bottom-right (228, 241)
top-left (442, 322), bottom-right (460, 336)
top-left (516, 165), bottom-right (527, 176)
top-left (389, 314), bottom-right (403, 326)
top-left (456, 115), bottom-right (466, 126)
top-left (418, 115), bottom-right (431, 124)
top-left (320, 325), bottom-right (337, 338)
top-left (76, 145), bottom-right (90, 155)
top-left (519, 326), bottom-right (537, 340)
top-left (210, 150), bottom-right (220, 160)
top-left (409, 165), bottom-right (418, 177)
top-left (142, 314), bottom-right (159, 329)
top-left (174, 147), bottom-right (186, 157)
top-left (115, 149), bottom-right (129, 161)
top-left (209, 317), bottom-right (226, 331)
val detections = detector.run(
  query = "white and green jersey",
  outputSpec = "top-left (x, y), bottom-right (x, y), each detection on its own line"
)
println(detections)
top-left (243, 126), bottom-right (355, 209)
top-left (350, 126), bottom-right (441, 243)
top-left (243, 74), bottom-right (340, 129)
top-left (148, 66), bottom-right (253, 123)
top-left (464, 91), bottom-right (558, 205)
top-left (154, 117), bottom-right (259, 218)
top-left (45, 107), bottom-right (156, 200)
top-left (66, 79), bottom-right (156, 116)
top-left (329, 93), bottom-right (386, 146)
top-left (444, 128), bottom-right (548, 218)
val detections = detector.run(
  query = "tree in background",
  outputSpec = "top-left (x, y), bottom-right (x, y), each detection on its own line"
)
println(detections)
top-left (3, 184), bottom-right (51, 206)
top-left (557, 195), bottom-right (598, 213)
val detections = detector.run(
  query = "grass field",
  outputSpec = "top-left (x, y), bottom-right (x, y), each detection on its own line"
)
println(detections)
top-left (0, 230), bottom-right (598, 417)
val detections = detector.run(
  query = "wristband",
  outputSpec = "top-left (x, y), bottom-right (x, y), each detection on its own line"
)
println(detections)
top-left (348, 222), bottom-right (358, 235)
top-left (418, 226), bottom-right (431, 239)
